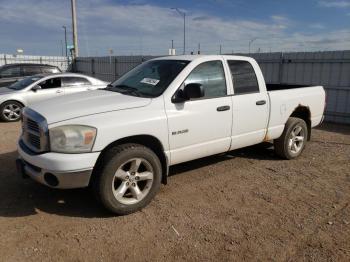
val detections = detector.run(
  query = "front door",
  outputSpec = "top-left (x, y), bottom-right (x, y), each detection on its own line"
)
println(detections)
top-left (26, 77), bottom-right (65, 105)
top-left (165, 60), bottom-right (233, 165)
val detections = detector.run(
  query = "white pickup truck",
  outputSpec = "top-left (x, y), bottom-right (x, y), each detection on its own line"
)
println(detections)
top-left (16, 55), bottom-right (325, 215)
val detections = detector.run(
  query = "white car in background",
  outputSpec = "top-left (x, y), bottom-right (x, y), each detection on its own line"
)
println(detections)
top-left (0, 73), bottom-right (107, 122)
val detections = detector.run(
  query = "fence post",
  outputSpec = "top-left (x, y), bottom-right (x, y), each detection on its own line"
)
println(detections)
top-left (278, 52), bottom-right (284, 84)
top-left (71, 57), bottom-right (75, 72)
top-left (114, 57), bottom-right (118, 79)
top-left (91, 58), bottom-right (95, 76)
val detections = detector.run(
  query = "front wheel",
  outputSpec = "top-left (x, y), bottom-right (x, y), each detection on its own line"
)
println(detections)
top-left (92, 143), bottom-right (162, 215)
top-left (0, 101), bottom-right (23, 122)
top-left (274, 117), bottom-right (308, 159)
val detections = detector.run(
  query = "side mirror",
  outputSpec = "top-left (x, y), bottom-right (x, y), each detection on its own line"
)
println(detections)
top-left (183, 83), bottom-right (204, 99)
top-left (172, 83), bottom-right (204, 103)
top-left (32, 85), bottom-right (41, 92)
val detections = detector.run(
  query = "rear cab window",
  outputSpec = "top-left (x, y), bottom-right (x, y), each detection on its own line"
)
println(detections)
top-left (227, 60), bottom-right (259, 95)
top-left (22, 66), bottom-right (42, 76)
top-left (62, 77), bottom-right (91, 87)
top-left (41, 67), bottom-right (60, 74)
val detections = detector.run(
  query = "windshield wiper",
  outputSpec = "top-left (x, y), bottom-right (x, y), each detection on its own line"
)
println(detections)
top-left (106, 84), bottom-right (151, 97)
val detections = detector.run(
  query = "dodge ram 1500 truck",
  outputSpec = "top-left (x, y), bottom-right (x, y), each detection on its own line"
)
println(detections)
top-left (16, 55), bottom-right (325, 215)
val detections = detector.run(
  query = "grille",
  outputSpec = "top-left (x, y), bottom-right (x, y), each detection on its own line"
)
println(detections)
top-left (27, 132), bottom-right (41, 149)
top-left (27, 118), bottom-right (40, 133)
top-left (21, 109), bottom-right (48, 153)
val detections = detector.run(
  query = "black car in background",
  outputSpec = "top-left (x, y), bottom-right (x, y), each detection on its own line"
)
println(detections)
top-left (0, 63), bottom-right (61, 87)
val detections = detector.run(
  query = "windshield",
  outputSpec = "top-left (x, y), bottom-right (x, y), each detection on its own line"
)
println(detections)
top-left (107, 60), bottom-right (189, 98)
top-left (8, 76), bottom-right (44, 90)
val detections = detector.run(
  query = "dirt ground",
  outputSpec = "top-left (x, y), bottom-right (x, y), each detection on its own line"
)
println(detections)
top-left (0, 122), bottom-right (349, 262)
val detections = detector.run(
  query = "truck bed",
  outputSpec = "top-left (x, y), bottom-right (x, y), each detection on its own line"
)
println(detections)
top-left (266, 85), bottom-right (325, 142)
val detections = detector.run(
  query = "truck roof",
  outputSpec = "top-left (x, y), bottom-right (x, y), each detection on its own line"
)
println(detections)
top-left (0, 63), bottom-right (58, 68)
top-left (151, 54), bottom-right (254, 62)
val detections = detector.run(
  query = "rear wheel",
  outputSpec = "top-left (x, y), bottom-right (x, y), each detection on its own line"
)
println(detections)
top-left (0, 101), bottom-right (23, 122)
top-left (274, 117), bottom-right (308, 159)
top-left (92, 143), bottom-right (162, 215)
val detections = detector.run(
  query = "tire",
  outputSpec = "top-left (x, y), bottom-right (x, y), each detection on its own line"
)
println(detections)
top-left (92, 143), bottom-right (162, 215)
top-left (0, 101), bottom-right (23, 122)
top-left (274, 117), bottom-right (308, 160)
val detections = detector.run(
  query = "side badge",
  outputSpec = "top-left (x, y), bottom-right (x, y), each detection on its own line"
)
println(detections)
top-left (172, 129), bottom-right (189, 136)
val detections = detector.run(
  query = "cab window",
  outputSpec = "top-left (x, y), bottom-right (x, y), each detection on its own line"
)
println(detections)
top-left (184, 60), bottom-right (227, 98)
top-left (228, 60), bottom-right (259, 95)
top-left (0, 67), bottom-right (21, 78)
top-left (39, 77), bottom-right (62, 89)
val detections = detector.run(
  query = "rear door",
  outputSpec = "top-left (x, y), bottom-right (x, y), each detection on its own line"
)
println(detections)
top-left (26, 77), bottom-right (65, 105)
top-left (22, 65), bottom-right (42, 77)
top-left (0, 66), bottom-right (22, 87)
top-left (226, 60), bottom-right (269, 150)
top-left (62, 77), bottom-right (93, 95)
top-left (41, 66), bottom-right (61, 74)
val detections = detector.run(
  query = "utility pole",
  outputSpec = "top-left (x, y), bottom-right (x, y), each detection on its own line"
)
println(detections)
top-left (171, 40), bottom-right (174, 49)
top-left (171, 8), bottom-right (186, 55)
top-left (219, 44), bottom-right (222, 55)
top-left (62, 26), bottom-right (68, 57)
top-left (60, 40), bottom-right (64, 56)
top-left (71, 0), bottom-right (79, 58)
top-left (198, 43), bottom-right (200, 54)
top-left (249, 37), bottom-right (258, 54)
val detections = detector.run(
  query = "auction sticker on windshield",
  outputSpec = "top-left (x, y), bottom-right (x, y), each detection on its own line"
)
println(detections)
top-left (140, 78), bottom-right (160, 86)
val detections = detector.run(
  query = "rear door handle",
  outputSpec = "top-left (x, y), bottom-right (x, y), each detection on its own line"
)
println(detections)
top-left (217, 105), bottom-right (230, 112)
top-left (56, 89), bottom-right (63, 94)
top-left (256, 100), bottom-right (266, 105)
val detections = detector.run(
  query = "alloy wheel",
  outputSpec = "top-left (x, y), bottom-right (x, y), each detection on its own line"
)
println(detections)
top-left (2, 103), bottom-right (21, 121)
top-left (288, 125), bottom-right (305, 154)
top-left (112, 158), bottom-right (154, 205)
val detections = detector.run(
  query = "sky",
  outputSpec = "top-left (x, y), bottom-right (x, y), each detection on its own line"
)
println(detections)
top-left (0, 0), bottom-right (349, 56)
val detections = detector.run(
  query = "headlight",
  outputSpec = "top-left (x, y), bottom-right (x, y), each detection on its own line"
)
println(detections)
top-left (49, 125), bottom-right (97, 153)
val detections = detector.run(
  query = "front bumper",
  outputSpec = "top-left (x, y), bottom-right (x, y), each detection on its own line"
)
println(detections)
top-left (17, 140), bottom-right (100, 189)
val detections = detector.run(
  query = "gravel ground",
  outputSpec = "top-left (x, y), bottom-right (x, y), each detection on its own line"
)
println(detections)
top-left (0, 122), bottom-right (349, 262)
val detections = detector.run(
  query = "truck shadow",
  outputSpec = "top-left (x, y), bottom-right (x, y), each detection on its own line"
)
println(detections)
top-left (316, 122), bottom-right (350, 136)
top-left (0, 151), bottom-right (112, 218)
top-left (169, 142), bottom-right (277, 176)
top-left (0, 143), bottom-right (277, 218)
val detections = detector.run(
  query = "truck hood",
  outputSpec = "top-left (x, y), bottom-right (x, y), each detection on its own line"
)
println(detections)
top-left (29, 90), bottom-right (152, 124)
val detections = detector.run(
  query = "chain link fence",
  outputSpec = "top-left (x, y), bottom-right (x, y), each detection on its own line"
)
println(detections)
top-left (0, 54), bottom-right (70, 72)
top-left (73, 51), bottom-right (350, 124)
top-left (73, 56), bottom-right (158, 82)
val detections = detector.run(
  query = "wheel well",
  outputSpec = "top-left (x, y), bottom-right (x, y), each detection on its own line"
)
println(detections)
top-left (290, 106), bottom-right (311, 140)
top-left (0, 100), bottom-right (25, 108)
top-left (93, 135), bottom-right (169, 185)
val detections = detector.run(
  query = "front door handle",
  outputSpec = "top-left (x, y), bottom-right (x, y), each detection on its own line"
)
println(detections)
top-left (256, 100), bottom-right (266, 105)
top-left (56, 89), bottom-right (63, 94)
top-left (217, 105), bottom-right (230, 112)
